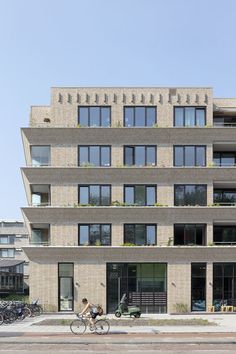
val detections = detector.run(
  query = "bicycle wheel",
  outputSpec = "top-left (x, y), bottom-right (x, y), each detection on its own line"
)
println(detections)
top-left (3, 310), bottom-right (15, 324)
top-left (22, 307), bottom-right (32, 319)
top-left (70, 319), bottom-right (86, 335)
top-left (95, 319), bottom-right (110, 335)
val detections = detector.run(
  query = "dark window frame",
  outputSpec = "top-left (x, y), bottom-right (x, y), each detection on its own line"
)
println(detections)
top-left (124, 224), bottom-right (157, 245)
top-left (78, 224), bottom-right (112, 246)
top-left (174, 224), bottom-right (206, 245)
top-left (123, 106), bottom-right (157, 127)
top-left (78, 145), bottom-right (111, 166)
top-left (174, 184), bottom-right (207, 206)
top-left (78, 106), bottom-right (111, 127)
top-left (124, 185), bottom-right (157, 205)
top-left (191, 263), bottom-right (206, 311)
top-left (174, 145), bottom-right (206, 167)
top-left (78, 185), bottom-right (111, 205)
top-left (124, 145), bottom-right (157, 166)
top-left (174, 106), bottom-right (206, 127)
top-left (58, 262), bottom-right (74, 312)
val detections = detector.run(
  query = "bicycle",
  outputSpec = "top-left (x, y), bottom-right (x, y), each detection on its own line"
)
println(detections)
top-left (70, 314), bottom-right (110, 335)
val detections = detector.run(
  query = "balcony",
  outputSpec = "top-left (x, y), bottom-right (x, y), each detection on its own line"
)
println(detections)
top-left (213, 106), bottom-right (236, 127)
top-left (214, 184), bottom-right (236, 206)
top-left (31, 185), bottom-right (50, 206)
top-left (213, 143), bottom-right (236, 167)
top-left (213, 224), bottom-right (236, 245)
top-left (31, 224), bottom-right (50, 246)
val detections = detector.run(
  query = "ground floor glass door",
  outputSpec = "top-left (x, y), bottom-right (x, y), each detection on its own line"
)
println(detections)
top-left (58, 263), bottom-right (74, 311)
top-left (107, 263), bottom-right (167, 314)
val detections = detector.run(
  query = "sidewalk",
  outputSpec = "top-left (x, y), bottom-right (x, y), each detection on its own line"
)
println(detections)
top-left (1, 313), bottom-right (236, 335)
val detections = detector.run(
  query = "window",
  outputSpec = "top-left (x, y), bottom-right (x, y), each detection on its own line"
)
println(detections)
top-left (174, 107), bottom-right (206, 127)
top-left (174, 146), bottom-right (206, 166)
top-left (78, 224), bottom-right (111, 245)
top-left (174, 224), bottom-right (206, 245)
top-left (124, 107), bottom-right (156, 127)
top-left (213, 152), bottom-right (236, 167)
top-left (78, 146), bottom-right (111, 166)
top-left (78, 185), bottom-right (111, 205)
top-left (0, 249), bottom-right (14, 257)
top-left (124, 224), bottom-right (156, 245)
top-left (124, 185), bottom-right (156, 205)
top-left (78, 106), bottom-right (111, 127)
top-left (213, 226), bottom-right (236, 245)
top-left (124, 146), bottom-right (156, 166)
top-left (174, 185), bottom-right (207, 206)
top-left (31, 146), bottom-right (50, 166)
top-left (0, 235), bottom-right (14, 244)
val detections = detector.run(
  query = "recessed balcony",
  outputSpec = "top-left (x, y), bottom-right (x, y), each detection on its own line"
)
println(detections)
top-left (213, 143), bottom-right (236, 167)
top-left (31, 185), bottom-right (50, 206)
top-left (214, 183), bottom-right (236, 206)
top-left (213, 107), bottom-right (236, 127)
top-left (31, 224), bottom-right (50, 246)
top-left (213, 224), bottom-right (236, 245)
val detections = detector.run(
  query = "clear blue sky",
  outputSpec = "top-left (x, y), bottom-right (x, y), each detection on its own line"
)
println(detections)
top-left (0, 0), bottom-right (236, 219)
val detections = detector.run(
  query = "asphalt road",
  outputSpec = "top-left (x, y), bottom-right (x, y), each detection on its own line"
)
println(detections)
top-left (1, 333), bottom-right (236, 353)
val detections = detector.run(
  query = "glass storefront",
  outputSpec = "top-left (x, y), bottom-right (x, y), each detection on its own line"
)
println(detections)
top-left (107, 263), bottom-right (167, 314)
top-left (58, 263), bottom-right (74, 311)
top-left (213, 263), bottom-right (236, 310)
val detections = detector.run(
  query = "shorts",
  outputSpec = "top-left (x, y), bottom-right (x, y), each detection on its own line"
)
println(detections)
top-left (90, 310), bottom-right (99, 319)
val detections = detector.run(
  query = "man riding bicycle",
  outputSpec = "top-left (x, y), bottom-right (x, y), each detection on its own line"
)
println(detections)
top-left (79, 298), bottom-right (100, 328)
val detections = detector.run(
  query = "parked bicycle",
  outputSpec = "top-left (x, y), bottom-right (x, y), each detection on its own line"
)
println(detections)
top-left (70, 314), bottom-right (110, 335)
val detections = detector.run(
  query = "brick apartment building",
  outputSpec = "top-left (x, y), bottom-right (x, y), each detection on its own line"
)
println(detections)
top-left (0, 220), bottom-right (29, 295)
top-left (21, 87), bottom-right (236, 313)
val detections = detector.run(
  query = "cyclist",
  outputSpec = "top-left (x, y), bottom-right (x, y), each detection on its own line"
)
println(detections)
top-left (79, 298), bottom-right (99, 328)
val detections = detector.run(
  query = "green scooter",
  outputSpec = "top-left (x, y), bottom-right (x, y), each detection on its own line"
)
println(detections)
top-left (115, 293), bottom-right (141, 318)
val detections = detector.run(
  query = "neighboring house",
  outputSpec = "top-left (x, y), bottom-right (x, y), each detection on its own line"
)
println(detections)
top-left (21, 87), bottom-right (236, 313)
top-left (0, 221), bottom-right (29, 295)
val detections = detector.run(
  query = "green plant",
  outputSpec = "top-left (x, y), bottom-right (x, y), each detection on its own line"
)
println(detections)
top-left (121, 243), bottom-right (136, 246)
top-left (77, 123), bottom-right (82, 128)
top-left (95, 239), bottom-right (101, 246)
top-left (80, 162), bottom-right (94, 167)
top-left (114, 121), bottom-right (122, 127)
top-left (205, 124), bottom-right (213, 128)
top-left (208, 242), bottom-right (214, 246)
top-left (167, 237), bottom-right (173, 246)
top-left (112, 200), bottom-right (122, 206)
top-left (207, 162), bottom-right (216, 167)
top-left (152, 123), bottom-right (159, 128)
top-left (174, 303), bottom-right (189, 313)
top-left (154, 202), bottom-right (164, 207)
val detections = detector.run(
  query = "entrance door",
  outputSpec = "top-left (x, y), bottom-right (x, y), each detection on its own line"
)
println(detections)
top-left (58, 263), bottom-right (74, 311)
top-left (107, 263), bottom-right (167, 313)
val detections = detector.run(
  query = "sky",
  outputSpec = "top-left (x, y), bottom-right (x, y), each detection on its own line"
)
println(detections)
top-left (0, 0), bottom-right (236, 219)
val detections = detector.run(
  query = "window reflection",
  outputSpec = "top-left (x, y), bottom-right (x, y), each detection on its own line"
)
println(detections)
top-left (78, 107), bottom-right (111, 127)
top-left (174, 107), bottom-right (206, 127)
top-left (124, 107), bottom-right (156, 127)
top-left (174, 184), bottom-right (207, 206)
top-left (124, 146), bottom-right (156, 166)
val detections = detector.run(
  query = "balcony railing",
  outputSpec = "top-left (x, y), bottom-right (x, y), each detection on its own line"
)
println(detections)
top-left (29, 241), bottom-right (50, 246)
top-left (213, 202), bottom-right (236, 206)
top-left (213, 241), bottom-right (236, 246)
top-left (213, 122), bottom-right (236, 127)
